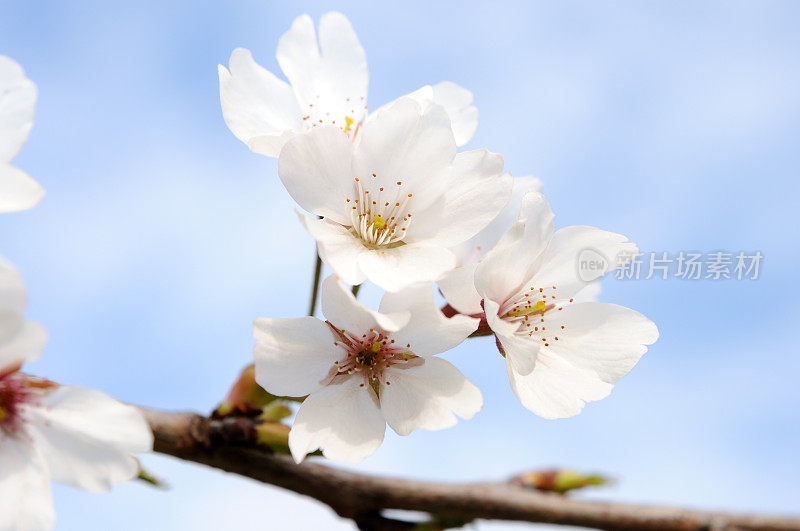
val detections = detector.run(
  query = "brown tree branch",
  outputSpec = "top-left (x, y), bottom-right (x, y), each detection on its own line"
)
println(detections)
top-left (141, 407), bottom-right (800, 531)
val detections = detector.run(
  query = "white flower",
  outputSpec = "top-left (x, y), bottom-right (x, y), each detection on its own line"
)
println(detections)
top-left (281, 97), bottom-right (511, 291)
top-left (218, 12), bottom-right (478, 157)
top-left (0, 56), bottom-right (44, 213)
top-left (468, 192), bottom-right (658, 419)
top-left (0, 257), bottom-right (153, 531)
top-left (253, 275), bottom-right (482, 464)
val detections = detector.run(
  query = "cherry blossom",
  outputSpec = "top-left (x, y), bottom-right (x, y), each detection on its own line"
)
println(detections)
top-left (219, 12), bottom-right (478, 157)
top-left (253, 275), bottom-right (482, 464)
top-left (470, 192), bottom-right (659, 419)
top-left (281, 97), bottom-right (511, 291)
top-left (0, 258), bottom-right (152, 530)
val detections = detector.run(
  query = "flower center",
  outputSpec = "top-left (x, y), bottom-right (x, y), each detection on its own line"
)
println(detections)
top-left (326, 323), bottom-right (419, 392)
top-left (0, 373), bottom-right (32, 436)
top-left (499, 285), bottom-right (577, 348)
top-left (346, 175), bottom-right (414, 248)
top-left (300, 94), bottom-right (367, 140)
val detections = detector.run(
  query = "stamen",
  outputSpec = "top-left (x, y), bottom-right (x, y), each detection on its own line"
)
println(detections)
top-left (498, 283), bottom-right (578, 347)
top-left (324, 325), bottom-right (421, 392)
top-left (344, 175), bottom-right (415, 247)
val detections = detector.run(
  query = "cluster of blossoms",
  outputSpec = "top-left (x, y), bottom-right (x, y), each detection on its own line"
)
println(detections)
top-left (1, 56), bottom-right (153, 530)
top-left (0, 11), bottom-right (660, 527)
top-left (223, 13), bottom-right (658, 464)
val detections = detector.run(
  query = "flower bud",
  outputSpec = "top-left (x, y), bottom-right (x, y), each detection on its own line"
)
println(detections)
top-left (215, 365), bottom-right (276, 417)
top-left (511, 469), bottom-right (608, 494)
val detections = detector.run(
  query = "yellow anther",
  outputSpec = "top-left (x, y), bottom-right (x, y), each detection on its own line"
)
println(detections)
top-left (0, 406), bottom-right (6, 422)
top-left (344, 116), bottom-right (354, 133)
top-left (504, 300), bottom-right (548, 318)
top-left (371, 215), bottom-right (386, 229)
top-left (370, 341), bottom-right (381, 353)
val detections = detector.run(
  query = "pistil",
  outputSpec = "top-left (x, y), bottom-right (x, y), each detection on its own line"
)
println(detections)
top-left (503, 300), bottom-right (547, 319)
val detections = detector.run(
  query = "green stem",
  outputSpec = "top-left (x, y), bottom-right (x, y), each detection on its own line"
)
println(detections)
top-left (308, 248), bottom-right (323, 316)
top-left (351, 284), bottom-right (361, 298)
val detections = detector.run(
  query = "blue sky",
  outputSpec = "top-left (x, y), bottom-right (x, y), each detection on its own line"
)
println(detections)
top-left (2, 0), bottom-right (799, 529)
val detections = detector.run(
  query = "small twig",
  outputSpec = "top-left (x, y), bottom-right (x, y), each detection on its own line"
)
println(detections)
top-left (439, 304), bottom-right (492, 337)
top-left (141, 407), bottom-right (800, 531)
top-left (307, 248), bottom-right (323, 316)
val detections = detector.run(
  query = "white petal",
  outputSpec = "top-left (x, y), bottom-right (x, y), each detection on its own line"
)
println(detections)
top-left (320, 274), bottom-right (409, 334)
top-left (247, 131), bottom-right (298, 158)
top-left (289, 376), bottom-right (385, 464)
top-left (0, 437), bottom-right (54, 531)
top-left (0, 257), bottom-right (28, 350)
top-left (253, 316), bottom-right (343, 397)
top-left (0, 162), bottom-right (44, 213)
top-left (0, 56), bottom-right (37, 161)
top-left (501, 303), bottom-right (657, 419)
top-left (218, 48), bottom-right (302, 156)
top-left (0, 255), bottom-right (26, 314)
top-left (475, 192), bottom-right (554, 304)
top-left (25, 386), bottom-right (153, 493)
top-left (530, 226), bottom-right (637, 300)
top-left (297, 213), bottom-right (367, 286)
top-left (483, 298), bottom-right (537, 376)
top-left (506, 350), bottom-right (614, 419)
top-left (439, 177), bottom-right (543, 315)
top-left (0, 321), bottom-right (46, 372)
top-left (316, 12), bottom-right (368, 99)
top-left (279, 126), bottom-right (355, 224)
top-left (438, 261), bottom-right (482, 315)
top-left (276, 14), bottom-right (317, 88)
top-left (0, 311), bottom-right (23, 353)
top-left (449, 174), bottom-right (542, 266)
top-left (430, 81), bottom-right (478, 146)
top-left (374, 82), bottom-right (478, 147)
top-left (357, 243), bottom-right (457, 292)
top-left (406, 149), bottom-right (510, 247)
top-left (277, 13), bottom-right (368, 125)
top-left (366, 85), bottom-right (431, 122)
top-left (539, 302), bottom-right (658, 383)
top-left (381, 357), bottom-right (482, 436)
top-left (353, 98), bottom-right (455, 205)
top-left (378, 284), bottom-right (478, 356)
top-left (573, 281), bottom-right (602, 303)
top-left (502, 334), bottom-right (539, 376)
